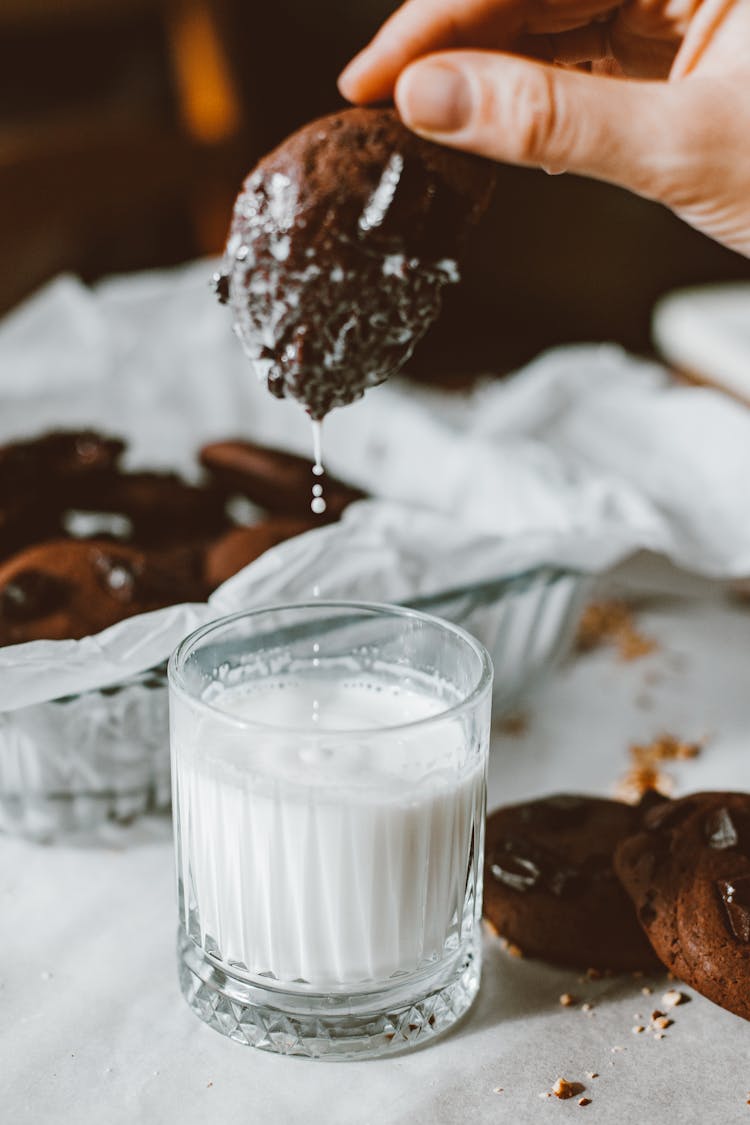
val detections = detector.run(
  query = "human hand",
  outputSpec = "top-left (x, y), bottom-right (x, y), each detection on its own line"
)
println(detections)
top-left (339, 1), bottom-right (750, 257)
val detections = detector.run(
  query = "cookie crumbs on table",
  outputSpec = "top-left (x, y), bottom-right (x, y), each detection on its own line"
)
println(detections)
top-left (615, 732), bottom-right (703, 804)
top-left (662, 988), bottom-right (689, 1007)
top-left (552, 1078), bottom-right (586, 1100)
top-left (495, 711), bottom-right (529, 737)
top-left (559, 993), bottom-right (577, 1007)
top-left (575, 599), bottom-right (658, 661)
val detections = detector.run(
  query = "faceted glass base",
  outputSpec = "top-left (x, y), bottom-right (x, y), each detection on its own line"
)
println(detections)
top-left (178, 926), bottom-right (481, 1059)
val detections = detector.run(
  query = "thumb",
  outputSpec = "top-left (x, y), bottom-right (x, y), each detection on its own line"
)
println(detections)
top-left (395, 50), bottom-right (683, 202)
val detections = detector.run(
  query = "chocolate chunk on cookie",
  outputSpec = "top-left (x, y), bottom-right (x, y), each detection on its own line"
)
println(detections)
top-left (205, 519), bottom-right (316, 588)
top-left (216, 106), bottom-right (496, 418)
top-left (484, 794), bottom-right (663, 971)
top-left (0, 539), bottom-right (206, 644)
top-left (200, 440), bottom-right (365, 520)
top-left (615, 791), bottom-right (750, 1019)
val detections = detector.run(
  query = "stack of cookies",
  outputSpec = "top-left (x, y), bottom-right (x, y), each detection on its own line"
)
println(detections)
top-left (0, 429), bottom-right (365, 645)
top-left (485, 791), bottom-right (750, 1020)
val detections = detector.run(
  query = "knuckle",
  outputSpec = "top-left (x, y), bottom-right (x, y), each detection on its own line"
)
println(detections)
top-left (496, 66), bottom-right (564, 165)
top-left (646, 92), bottom-right (713, 204)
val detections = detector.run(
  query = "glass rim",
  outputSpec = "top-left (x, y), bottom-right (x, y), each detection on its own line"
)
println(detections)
top-left (168, 600), bottom-right (493, 738)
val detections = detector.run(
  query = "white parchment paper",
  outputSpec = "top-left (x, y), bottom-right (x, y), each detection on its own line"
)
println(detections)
top-left (2, 261), bottom-right (750, 711)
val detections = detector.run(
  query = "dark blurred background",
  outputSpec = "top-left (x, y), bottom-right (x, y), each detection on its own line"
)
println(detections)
top-left (2, 0), bottom-right (748, 379)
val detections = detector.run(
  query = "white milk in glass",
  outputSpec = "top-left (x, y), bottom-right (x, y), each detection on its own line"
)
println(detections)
top-left (173, 672), bottom-right (484, 987)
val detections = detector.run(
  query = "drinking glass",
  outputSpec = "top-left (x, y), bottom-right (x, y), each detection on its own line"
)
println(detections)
top-left (169, 601), bottom-right (492, 1059)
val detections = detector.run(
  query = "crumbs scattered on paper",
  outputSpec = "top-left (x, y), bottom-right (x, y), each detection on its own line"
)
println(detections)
top-left (615, 733), bottom-right (704, 803)
top-left (495, 711), bottom-right (529, 737)
top-left (576, 600), bottom-right (658, 662)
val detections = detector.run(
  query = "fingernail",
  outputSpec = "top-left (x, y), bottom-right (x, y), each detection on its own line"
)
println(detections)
top-left (398, 63), bottom-right (472, 134)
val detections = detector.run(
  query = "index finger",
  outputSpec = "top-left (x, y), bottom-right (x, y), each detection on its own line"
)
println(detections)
top-left (338, 0), bottom-right (524, 104)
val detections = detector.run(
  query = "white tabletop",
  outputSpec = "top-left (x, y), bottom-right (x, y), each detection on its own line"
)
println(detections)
top-left (3, 556), bottom-right (750, 1125)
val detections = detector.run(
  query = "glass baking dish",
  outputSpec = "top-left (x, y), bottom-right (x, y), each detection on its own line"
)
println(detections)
top-left (0, 564), bottom-right (589, 840)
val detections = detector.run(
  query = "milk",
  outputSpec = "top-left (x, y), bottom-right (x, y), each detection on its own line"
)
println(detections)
top-left (173, 674), bottom-right (485, 987)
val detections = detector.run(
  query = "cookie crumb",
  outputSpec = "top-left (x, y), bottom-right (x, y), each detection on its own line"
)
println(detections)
top-left (493, 1087), bottom-right (503, 1094)
top-left (581, 1002), bottom-right (593, 1013)
top-left (576, 600), bottom-right (657, 662)
top-left (616, 733), bottom-right (703, 804)
top-left (560, 993), bottom-right (577, 1007)
top-left (553, 1078), bottom-right (585, 1100)
top-left (539, 1092), bottom-right (551, 1099)
top-left (496, 711), bottom-right (529, 737)
top-left (578, 1098), bottom-right (592, 1107)
top-left (662, 988), bottom-right (688, 1008)
top-left (632, 1025), bottom-right (644, 1034)
top-left (207, 1082), bottom-right (213, 1088)
top-left (654, 1032), bottom-right (666, 1040)
top-left (641, 986), bottom-right (653, 996)
top-left (652, 1016), bottom-right (673, 1030)
top-left (587, 1073), bottom-right (599, 1080)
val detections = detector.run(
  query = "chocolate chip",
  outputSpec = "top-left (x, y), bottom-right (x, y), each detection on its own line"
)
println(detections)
top-left (490, 852), bottom-right (541, 892)
top-left (0, 569), bottom-right (70, 621)
top-left (490, 837), bottom-right (582, 897)
top-left (717, 876), bottom-right (750, 942)
top-left (706, 807), bottom-right (740, 850)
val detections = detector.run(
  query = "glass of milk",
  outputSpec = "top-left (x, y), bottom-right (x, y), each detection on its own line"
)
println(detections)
top-left (169, 601), bottom-right (492, 1059)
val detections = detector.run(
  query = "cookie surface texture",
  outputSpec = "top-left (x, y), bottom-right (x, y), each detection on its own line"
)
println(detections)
top-left (615, 791), bottom-right (750, 1018)
top-left (485, 794), bottom-right (663, 971)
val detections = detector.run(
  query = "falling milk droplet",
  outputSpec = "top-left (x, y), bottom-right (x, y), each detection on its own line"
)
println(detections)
top-left (309, 418), bottom-right (327, 513)
top-left (311, 419), bottom-right (324, 476)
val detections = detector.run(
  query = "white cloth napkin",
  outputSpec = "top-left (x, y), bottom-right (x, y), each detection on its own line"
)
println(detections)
top-left (1, 260), bottom-right (749, 710)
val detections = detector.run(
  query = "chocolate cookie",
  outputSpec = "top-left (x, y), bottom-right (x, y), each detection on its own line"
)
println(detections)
top-left (0, 539), bottom-right (206, 644)
top-left (0, 430), bottom-right (125, 493)
top-left (615, 792), bottom-right (750, 1019)
top-left (215, 107), bottom-right (496, 418)
top-left (205, 519), bottom-right (316, 588)
top-left (484, 794), bottom-right (663, 971)
top-left (200, 440), bottom-right (365, 520)
top-left (0, 430), bottom-right (125, 559)
top-left (64, 472), bottom-right (231, 547)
